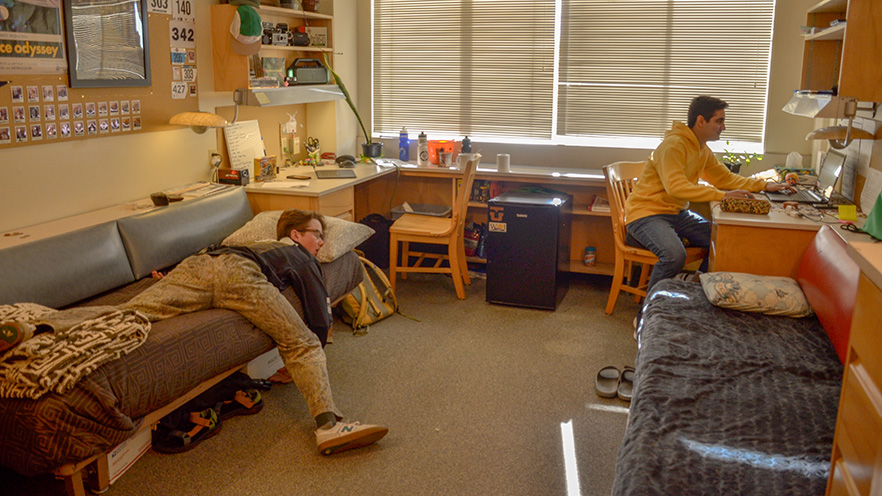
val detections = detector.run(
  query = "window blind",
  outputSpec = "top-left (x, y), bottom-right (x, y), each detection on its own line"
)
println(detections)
top-left (373, 0), bottom-right (555, 140)
top-left (373, 0), bottom-right (774, 146)
top-left (558, 0), bottom-right (774, 143)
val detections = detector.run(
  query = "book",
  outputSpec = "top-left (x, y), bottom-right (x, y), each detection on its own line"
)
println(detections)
top-left (254, 155), bottom-right (277, 182)
top-left (590, 195), bottom-right (610, 212)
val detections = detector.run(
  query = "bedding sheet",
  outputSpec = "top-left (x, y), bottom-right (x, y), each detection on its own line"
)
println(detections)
top-left (0, 252), bottom-right (362, 476)
top-left (613, 279), bottom-right (843, 496)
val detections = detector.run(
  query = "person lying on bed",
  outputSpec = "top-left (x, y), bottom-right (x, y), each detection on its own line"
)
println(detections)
top-left (624, 95), bottom-right (792, 328)
top-left (122, 209), bottom-right (387, 456)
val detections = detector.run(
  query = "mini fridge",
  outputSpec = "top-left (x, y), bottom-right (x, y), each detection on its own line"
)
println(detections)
top-left (485, 190), bottom-right (572, 310)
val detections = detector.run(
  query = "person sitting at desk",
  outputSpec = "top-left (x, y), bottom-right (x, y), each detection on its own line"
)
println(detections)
top-left (121, 209), bottom-right (388, 455)
top-left (625, 95), bottom-right (791, 327)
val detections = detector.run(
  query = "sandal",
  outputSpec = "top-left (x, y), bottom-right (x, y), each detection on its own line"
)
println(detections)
top-left (618, 366), bottom-right (635, 402)
top-left (152, 408), bottom-right (222, 454)
top-left (595, 365), bottom-right (620, 398)
top-left (218, 389), bottom-right (264, 421)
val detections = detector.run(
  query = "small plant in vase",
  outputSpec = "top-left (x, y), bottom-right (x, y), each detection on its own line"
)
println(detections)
top-left (721, 141), bottom-right (763, 174)
top-left (323, 54), bottom-right (382, 160)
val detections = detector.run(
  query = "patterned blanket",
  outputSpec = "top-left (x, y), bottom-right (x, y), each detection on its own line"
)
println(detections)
top-left (0, 303), bottom-right (150, 399)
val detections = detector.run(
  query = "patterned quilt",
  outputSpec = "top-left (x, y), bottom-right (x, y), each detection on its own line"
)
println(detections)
top-left (613, 279), bottom-right (842, 496)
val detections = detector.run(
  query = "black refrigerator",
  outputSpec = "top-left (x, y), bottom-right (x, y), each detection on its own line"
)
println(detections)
top-left (485, 190), bottom-right (572, 310)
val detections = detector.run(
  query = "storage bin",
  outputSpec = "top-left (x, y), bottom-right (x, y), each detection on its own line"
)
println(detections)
top-left (391, 203), bottom-right (452, 220)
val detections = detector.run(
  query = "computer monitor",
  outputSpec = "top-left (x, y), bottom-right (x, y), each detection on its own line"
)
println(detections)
top-left (817, 149), bottom-right (846, 200)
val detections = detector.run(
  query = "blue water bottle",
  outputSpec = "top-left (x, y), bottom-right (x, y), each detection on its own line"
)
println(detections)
top-left (399, 127), bottom-right (409, 161)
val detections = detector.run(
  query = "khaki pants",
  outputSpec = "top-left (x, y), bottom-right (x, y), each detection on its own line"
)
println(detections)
top-left (122, 253), bottom-right (341, 420)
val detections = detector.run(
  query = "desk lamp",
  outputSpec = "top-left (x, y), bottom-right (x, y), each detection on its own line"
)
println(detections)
top-left (168, 111), bottom-right (229, 134)
top-left (806, 99), bottom-right (876, 149)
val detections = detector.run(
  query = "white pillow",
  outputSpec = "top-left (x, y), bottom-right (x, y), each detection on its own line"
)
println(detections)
top-left (223, 210), bottom-right (374, 263)
top-left (699, 272), bottom-right (814, 318)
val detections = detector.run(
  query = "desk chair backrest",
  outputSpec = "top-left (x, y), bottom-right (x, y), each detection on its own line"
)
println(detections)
top-left (453, 154), bottom-right (481, 229)
top-left (603, 161), bottom-right (646, 248)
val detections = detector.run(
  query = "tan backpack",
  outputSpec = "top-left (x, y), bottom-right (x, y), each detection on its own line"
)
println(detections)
top-left (338, 255), bottom-right (398, 331)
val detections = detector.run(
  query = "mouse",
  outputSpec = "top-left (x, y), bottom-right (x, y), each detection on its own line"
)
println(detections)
top-left (335, 154), bottom-right (356, 168)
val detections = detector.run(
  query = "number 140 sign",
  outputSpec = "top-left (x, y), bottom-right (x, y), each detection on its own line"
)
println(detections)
top-left (148, 0), bottom-right (195, 23)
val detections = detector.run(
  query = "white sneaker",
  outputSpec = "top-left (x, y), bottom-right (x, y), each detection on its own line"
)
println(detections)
top-left (316, 421), bottom-right (388, 455)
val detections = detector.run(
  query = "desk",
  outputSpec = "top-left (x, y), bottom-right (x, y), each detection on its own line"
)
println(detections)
top-left (352, 163), bottom-right (615, 275)
top-left (245, 162), bottom-right (616, 275)
top-left (244, 163), bottom-right (394, 221)
top-left (711, 202), bottom-right (868, 278)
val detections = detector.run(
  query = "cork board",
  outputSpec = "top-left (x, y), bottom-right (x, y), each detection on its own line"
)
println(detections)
top-left (0, 10), bottom-right (198, 148)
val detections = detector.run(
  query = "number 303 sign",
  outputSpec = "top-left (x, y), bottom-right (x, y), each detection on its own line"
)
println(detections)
top-left (149, 0), bottom-right (194, 23)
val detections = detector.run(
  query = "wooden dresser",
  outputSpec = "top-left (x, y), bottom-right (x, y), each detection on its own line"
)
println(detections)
top-left (827, 240), bottom-right (882, 495)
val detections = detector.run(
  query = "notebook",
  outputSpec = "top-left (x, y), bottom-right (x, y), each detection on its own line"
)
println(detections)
top-left (312, 165), bottom-right (357, 179)
top-left (765, 150), bottom-right (849, 204)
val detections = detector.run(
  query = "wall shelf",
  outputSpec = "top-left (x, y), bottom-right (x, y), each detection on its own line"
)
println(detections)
top-left (239, 84), bottom-right (344, 106)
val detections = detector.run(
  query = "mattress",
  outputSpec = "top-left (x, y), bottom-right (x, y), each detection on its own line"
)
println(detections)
top-left (613, 279), bottom-right (843, 496)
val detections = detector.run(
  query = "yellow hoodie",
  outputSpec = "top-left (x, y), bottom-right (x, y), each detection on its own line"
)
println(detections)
top-left (624, 121), bottom-right (768, 224)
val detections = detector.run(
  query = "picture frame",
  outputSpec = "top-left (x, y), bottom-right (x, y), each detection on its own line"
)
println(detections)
top-left (63, 0), bottom-right (152, 88)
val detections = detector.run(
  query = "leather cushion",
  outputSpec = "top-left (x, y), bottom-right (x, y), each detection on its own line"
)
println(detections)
top-left (117, 188), bottom-right (253, 279)
top-left (796, 225), bottom-right (860, 363)
top-left (0, 222), bottom-right (135, 308)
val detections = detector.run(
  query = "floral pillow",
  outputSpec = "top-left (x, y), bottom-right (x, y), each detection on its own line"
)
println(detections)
top-left (698, 272), bottom-right (814, 318)
top-left (222, 210), bottom-right (374, 263)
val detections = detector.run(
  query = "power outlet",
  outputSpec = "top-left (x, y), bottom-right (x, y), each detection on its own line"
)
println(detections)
top-left (208, 150), bottom-right (222, 168)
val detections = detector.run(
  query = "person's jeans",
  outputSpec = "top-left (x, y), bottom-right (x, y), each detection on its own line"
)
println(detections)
top-left (626, 210), bottom-right (711, 297)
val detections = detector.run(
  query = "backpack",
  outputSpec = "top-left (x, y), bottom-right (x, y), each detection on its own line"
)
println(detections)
top-left (338, 254), bottom-right (398, 331)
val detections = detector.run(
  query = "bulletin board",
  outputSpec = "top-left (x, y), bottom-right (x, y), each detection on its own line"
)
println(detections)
top-left (0, 5), bottom-right (199, 148)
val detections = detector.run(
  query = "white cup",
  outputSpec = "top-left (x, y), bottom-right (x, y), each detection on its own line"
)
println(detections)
top-left (497, 153), bottom-right (510, 173)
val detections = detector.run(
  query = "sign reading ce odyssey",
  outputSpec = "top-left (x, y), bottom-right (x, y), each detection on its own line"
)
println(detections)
top-left (0, 0), bottom-right (66, 75)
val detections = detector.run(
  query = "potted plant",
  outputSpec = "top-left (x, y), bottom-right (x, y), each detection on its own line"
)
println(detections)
top-left (323, 54), bottom-right (382, 159)
top-left (721, 141), bottom-right (763, 174)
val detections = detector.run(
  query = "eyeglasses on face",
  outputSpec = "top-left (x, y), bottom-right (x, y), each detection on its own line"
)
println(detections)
top-left (298, 229), bottom-right (324, 241)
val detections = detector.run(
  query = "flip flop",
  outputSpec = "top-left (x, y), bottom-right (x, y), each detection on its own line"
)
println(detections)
top-left (218, 389), bottom-right (264, 421)
top-left (618, 366), bottom-right (635, 402)
top-left (595, 365), bottom-right (620, 398)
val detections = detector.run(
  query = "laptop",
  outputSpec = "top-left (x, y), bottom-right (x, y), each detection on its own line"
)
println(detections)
top-left (765, 150), bottom-right (850, 205)
top-left (312, 164), bottom-right (357, 179)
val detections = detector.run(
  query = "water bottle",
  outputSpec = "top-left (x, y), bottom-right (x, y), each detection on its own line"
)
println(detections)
top-left (417, 132), bottom-right (429, 167)
top-left (461, 135), bottom-right (471, 153)
top-left (398, 127), bottom-right (409, 161)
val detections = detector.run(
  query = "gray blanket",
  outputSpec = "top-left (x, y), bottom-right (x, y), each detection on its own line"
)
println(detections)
top-left (613, 280), bottom-right (842, 496)
top-left (0, 304), bottom-right (150, 399)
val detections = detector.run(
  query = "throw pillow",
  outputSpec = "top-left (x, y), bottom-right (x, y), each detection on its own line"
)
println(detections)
top-left (698, 272), bottom-right (814, 318)
top-left (222, 210), bottom-right (374, 263)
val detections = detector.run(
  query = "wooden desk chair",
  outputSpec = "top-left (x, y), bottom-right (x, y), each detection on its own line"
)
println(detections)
top-left (389, 154), bottom-right (481, 299)
top-left (603, 161), bottom-right (707, 315)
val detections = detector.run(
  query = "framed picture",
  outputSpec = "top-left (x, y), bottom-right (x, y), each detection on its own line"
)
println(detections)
top-left (63, 0), bottom-right (151, 88)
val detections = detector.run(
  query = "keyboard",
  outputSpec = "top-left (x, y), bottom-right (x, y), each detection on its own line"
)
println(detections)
top-left (765, 187), bottom-right (823, 203)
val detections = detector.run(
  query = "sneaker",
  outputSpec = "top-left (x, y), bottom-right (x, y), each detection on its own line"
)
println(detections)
top-left (0, 321), bottom-right (35, 354)
top-left (316, 421), bottom-right (388, 455)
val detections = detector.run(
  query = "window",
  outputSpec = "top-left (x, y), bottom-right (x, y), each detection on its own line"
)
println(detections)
top-left (373, 0), bottom-right (774, 150)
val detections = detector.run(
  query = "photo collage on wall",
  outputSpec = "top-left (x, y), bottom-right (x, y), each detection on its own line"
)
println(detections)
top-left (0, 83), bottom-right (141, 145)
top-left (1, 0), bottom-right (197, 147)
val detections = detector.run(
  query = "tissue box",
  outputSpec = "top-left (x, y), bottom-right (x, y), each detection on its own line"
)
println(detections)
top-left (720, 194), bottom-right (771, 215)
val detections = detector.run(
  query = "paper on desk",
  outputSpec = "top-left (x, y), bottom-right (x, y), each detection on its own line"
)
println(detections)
top-left (861, 168), bottom-right (882, 213)
top-left (255, 181), bottom-right (311, 189)
top-left (224, 120), bottom-right (264, 171)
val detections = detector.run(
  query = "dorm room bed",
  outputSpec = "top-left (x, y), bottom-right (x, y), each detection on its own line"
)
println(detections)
top-left (613, 225), bottom-right (860, 495)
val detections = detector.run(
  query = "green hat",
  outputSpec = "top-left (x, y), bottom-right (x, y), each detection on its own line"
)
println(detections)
top-left (229, 5), bottom-right (262, 56)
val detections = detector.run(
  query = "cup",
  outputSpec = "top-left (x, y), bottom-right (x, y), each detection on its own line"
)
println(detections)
top-left (497, 153), bottom-right (510, 173)
top-left (439, 152), bottom-right (453, 168)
